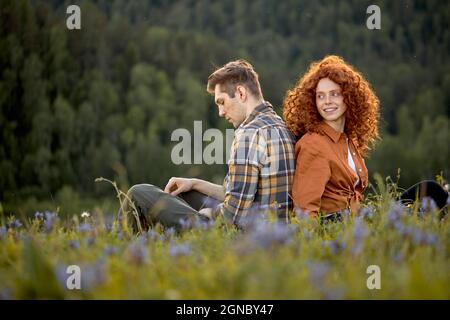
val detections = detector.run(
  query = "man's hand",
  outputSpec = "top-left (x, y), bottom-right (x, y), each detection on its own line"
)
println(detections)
top-left (164, 177), bottom-right (193, 196)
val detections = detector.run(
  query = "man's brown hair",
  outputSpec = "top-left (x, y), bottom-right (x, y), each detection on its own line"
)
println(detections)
top-left (207, 59), bottom-right (263, 99)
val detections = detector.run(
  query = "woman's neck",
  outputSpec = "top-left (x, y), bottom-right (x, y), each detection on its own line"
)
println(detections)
top-left (324, 118), bottom-right (345, 133)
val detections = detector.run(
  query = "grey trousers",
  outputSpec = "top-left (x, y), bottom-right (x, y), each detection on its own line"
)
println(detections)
top-left (118, 184), bottom-right (221, 232)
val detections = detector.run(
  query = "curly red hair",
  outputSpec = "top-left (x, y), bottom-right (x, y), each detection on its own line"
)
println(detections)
top-left (283, 55), bottom-right (380, 156)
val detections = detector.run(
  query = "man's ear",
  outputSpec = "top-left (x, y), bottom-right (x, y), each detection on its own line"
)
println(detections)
top-left (236, 85), bottom-right (247, 102)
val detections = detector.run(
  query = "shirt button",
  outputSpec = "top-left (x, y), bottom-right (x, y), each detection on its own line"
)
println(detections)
top-left (353, 153), bottom-right (356, 156)
top-left (359, 169), bottom-right (362, 172)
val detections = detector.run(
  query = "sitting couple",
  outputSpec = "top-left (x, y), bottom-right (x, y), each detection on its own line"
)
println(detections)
top-left (120, 57), bottom-right (449, 233)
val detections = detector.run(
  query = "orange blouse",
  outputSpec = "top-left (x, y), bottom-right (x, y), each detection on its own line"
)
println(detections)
top-left (292, 122), bottom-right (368, 217)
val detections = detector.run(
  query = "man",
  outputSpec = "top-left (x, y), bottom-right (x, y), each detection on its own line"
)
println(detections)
top-left (120, 59), bottom-right (296, 232)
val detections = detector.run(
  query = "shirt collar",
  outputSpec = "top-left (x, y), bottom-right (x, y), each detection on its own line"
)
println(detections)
top-left (239, 101), bottom-right (272, 128)
top-left (319, 121), bottom-right (345, 143)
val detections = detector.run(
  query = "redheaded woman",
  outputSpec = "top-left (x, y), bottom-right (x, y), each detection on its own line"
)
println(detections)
top-left (283, 55), bottom-right (448, 221)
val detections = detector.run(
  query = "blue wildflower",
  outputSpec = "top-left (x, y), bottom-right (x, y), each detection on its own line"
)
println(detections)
top-left (387, 201), bottom-right (407, 225)
top-left (0, 226), bottom-right (7, 239)
top-left (69, 240), bottom-right (80, 250)
top-left (178, 218), bottom-right (194, 231)
top-left (308, 261), bottom-right (330, 289)
top-left (236, 211), bottom-right (269, 230)
top-left (104, 246), bottom-right (118, 256)
top-left (80, 262), bottom-right (107, 290)
top-left (358, 206), bottom-right (375, 219)
top-left (169, 242), bottom-right (192, 257)
top-left (194, 218), bottom-right (215, 230)
top-left (163, 227), bottom-right (176, 240)
top-left (425, 233), bottom-right (438, 246)
top-left (249, 221), bottom-right (295, 249)
top-left (86, 237), bottom-right (96, 247)
top-left (295, 208), bottom-right (311, 221)
top-left (353, 218), bottom-right (368, 241)
top-left (77, 222), bottom-right (93, 234)
top-left (147, 229), bottom-right (164, 242)
top-left (392, 252), bottom-right (403, 263)
top-left (103, 222), bottom-right (113, 233)
top-left (127, 241), bottom-right (149, 265)
top-left (0, 288), bottom-right (12, 300)
top-left (326, 240), bottom-right (346, 255)
top-left (43, 211), bottom-right (58, 233)
top-left (303, 229), bottom-right (312, 241)
top-left (7, 219), bottom-right (22, 230)
top-left (420, 197), bottom-right (438, 213)
top-left (34, 211), bottom-right (44, 220)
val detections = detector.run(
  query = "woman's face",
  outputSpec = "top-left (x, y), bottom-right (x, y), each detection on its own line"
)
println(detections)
top-left (315, 77), bottom-right (347, 128)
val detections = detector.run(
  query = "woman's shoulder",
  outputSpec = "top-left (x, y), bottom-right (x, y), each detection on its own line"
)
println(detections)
top-left (295, 131), bottom-right (328, 153)
top-left (296, 131), bottom-right (327, 146)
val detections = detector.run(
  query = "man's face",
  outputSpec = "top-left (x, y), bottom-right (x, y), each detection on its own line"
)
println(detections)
top-left (214, 84), bottom-right (247, 128)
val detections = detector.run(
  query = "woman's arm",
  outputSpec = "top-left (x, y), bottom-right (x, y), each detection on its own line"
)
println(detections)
top-left (292, 137), bottom-right (331, 217)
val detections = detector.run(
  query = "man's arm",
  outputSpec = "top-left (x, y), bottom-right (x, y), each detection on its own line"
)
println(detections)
top-left (164, 177), bottom-right (225, 201)
top-left (218, 129), bottom-right (262, 224)
top-left (192, 178), bottom-right (225, 201)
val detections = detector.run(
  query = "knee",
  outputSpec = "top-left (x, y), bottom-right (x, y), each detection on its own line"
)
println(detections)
top-left (128, 184), bottom-right (158, 198)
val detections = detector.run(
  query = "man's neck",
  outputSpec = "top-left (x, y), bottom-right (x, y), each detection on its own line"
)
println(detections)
top-left (245, 98), bottom-right (265, 117)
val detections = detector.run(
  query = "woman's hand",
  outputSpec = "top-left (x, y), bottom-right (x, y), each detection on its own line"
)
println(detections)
top-left (164, 177), bottom-right (193, 196)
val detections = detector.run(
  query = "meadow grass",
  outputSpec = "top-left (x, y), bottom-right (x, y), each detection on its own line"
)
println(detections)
top-left (0, 177), bottom-right (448, 299)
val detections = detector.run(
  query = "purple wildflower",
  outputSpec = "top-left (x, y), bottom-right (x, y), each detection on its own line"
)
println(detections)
top-left (43, 211), bottom-right (58, 233)
top-left (303, 229), bottom-right (312, 241)
top-left (127, 241), bottom-right (149, 265)
top-left (392, 252), bottom-right (403, 263)
top-left (354, 218), bottom-right (368, 240)
top-left (326, 240), bottom-right (346, 255)
top-left (80, 262), bottom-right (107, 290)
top-left (104, 246), bottom-right (118, 256)
top-left (425, 233), bottom-right (438, 246)
top-left (0, 288), bottom-right (12, 300)
top-left (0, 226), bottom-right (7, 239)
top-left (77, 222), bottom-right (93, 234)
top-left (194, 218), bottom-right (215, 230)
top-left (178, 218), bottom-right (194, 231)
top-left (169, 242), bottom-right (192, 257)
top-left (351, 219), bottom-right (368, 256)
top-left (147, 229), bottom-right (164, 242)
top-left (249, 221), bottom-right (295, 249)
top-left (103, 222), bottom-right (113, 233)
top-left (420, 197), bottom-right (438, 212)
top-left (308, 261), bottom-right (330, 289)
top-left (86, 237), bottom-right (96, 247)
top-left (69, 240), bottom-right (80, 250)
top-left (387, 201), bottom-right (407, 225)
top-left (34, 211), bottom-right (44, 220)
top-left (7, 219), bottom-right (22, 230)
top-left (163, 227), bottom-right (176, 240)
top-left (295, 208), bottom-right (311, 221)
top-left (358, 206), bottom-right (375, 219)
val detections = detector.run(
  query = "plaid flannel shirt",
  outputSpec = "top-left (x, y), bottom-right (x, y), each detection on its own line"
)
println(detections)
top-left (216, 101), bottom-right (296, 225)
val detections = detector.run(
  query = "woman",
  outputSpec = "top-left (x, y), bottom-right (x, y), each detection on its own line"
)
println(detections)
top-left (283, 55), bottom-right (448, 220)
